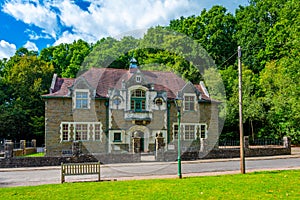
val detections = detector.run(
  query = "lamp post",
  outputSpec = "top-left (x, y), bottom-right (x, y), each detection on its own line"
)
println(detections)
top-left (175, 96), bottom-right (183, 179)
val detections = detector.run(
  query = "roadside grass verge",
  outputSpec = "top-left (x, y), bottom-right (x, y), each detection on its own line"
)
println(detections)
top-left (1, 170), bottom-right (299, 199)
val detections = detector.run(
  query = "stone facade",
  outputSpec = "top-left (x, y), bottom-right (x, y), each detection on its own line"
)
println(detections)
top-left (42, 62), bottom-right (220, 159)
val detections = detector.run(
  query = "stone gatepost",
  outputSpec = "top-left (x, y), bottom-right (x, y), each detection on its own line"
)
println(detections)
top-left (4, 140), bottom-right (14, 158)
top-left (31, 139), bottom-right (36, 148)
top-left (132, 137), bottom-right (141, 153)
top-left (244, 136), bottom-right (249, 149)
top-left (283, 136), bottom-right (291, 149)
top-left (20, 140), bottom-right (26, 156)
top-left (20, 140), bottom-right (26, 149)
top-left (155, 132), bottom-right (165, 161)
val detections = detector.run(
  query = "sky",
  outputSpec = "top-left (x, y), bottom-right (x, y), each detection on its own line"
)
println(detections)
top-left (0, 0), bottom-right (249, 59)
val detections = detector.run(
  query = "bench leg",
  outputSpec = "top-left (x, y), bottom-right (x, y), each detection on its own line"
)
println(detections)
top-left (61, 163), bottom-right (65, 183)
top-left (98, 162), bottom-right (101, 182)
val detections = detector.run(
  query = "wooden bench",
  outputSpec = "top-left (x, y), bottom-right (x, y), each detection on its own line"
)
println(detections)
top-left (61, 162), bottom-right (101, 183)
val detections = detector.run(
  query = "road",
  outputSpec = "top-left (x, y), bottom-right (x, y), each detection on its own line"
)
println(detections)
top-left (1, 154), bottom-right (300, 188)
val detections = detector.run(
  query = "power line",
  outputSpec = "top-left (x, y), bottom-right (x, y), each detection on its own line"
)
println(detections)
top-left (219, 51), bottom-right (238, 68)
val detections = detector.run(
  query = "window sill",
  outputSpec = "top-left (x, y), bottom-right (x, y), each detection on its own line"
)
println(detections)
top-left (74, 108), bottom-right (90, 110)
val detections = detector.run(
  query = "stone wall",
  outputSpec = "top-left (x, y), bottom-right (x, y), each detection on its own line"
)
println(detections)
top-left (0, 154), bottom-right (140, 168)
top-left (166, 137), bottom-right (291, 161)
top-left (0, 143), bottom-right (291, 168)
top-left (44, 98), bottom-right (108, 156)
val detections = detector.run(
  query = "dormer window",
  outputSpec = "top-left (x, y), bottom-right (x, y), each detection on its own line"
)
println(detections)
top-left (74, 89), bottom-right (90, 109)
top-left (136, 76), bottom-right (141, 83)
top-left (131, 89), bottom-right (146, 112)
top-left (184, 95), bottom-right (195, 111)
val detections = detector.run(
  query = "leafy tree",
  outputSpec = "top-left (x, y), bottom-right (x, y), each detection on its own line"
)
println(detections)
top-left (169, 5), bottom-right (237, 69)
top-left (82, 36), bottom-right (139, 70)
top-left (2, 55), bottom-right (54, 143)
top-left (40, 39), bottom-right (91, 78)
top-left (221, 66), bottom-right (265, 140)
top-left (260, 59), bottom-right (300, 142)
top-left (235, 0), bottom-right (289, 72)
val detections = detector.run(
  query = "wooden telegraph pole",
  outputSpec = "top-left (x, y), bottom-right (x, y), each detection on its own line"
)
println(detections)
top-left (238, 46), bottom-right (245, 174)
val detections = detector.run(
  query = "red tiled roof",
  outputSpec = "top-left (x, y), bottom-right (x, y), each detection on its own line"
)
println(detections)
top-left (43, 68), bottom-right (210, 100)
top-left (43, 78), bottom-right (74, 97)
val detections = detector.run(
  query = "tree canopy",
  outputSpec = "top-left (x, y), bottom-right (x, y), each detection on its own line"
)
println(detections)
top-left (0, 0), bottom-right (299, 144)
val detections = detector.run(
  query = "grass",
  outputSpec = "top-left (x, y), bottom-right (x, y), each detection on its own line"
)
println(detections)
top-left (16, 152), bottom-right (45, 157)
top-left (1, 170), bottom-right (299, 199)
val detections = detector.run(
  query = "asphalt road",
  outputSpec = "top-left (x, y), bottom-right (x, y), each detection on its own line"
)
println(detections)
top-left (1, 154), bottom-right (300, 188)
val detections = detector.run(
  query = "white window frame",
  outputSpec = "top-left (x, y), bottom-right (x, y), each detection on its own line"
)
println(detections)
top-left (74, 89), bottom-right (90, 109)
top-left (136, 76), bottom-right (141, 83)
top-left (173, 123), bottom-right (207, 141)
top-left (62, 123), bottom-right (70, 141)
top-left (60, 122), bottom-right (103, 142)
top-left (94, 124), bottom-right (102, 141)
top-left (184, 124), bottom-right (195, 140)
top-left (183, 94), bottom-right (196, 111)
top-left (75, 124), bottom-right (88, 141)
top-left (109, 130), bottom-right (125, 144)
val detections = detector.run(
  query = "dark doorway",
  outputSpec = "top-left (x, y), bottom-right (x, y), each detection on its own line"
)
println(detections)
top-left (137, 131), bottom-right (144, 152)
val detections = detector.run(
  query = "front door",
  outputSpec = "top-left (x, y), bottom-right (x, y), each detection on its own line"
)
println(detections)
top-left (137, 131), bottom-right (144, 152)
top-left (140, 137), bottom-right (144, 152)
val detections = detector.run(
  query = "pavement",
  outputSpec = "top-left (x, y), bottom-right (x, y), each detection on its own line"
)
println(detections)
top-left (0, 147), bottom-right (299, 187)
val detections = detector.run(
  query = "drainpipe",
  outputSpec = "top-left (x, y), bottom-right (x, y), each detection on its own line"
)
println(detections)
top-left (167, 101), bottom-right (171, 144)
top-left (105, 99), bottom-right (109, 152)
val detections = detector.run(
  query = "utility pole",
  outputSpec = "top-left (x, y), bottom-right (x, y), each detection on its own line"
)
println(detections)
top-left (238, 46), bottom-right (245, 174)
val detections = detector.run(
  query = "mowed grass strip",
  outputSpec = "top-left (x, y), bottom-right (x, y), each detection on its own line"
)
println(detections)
top-left (1, 170), bottom-right (299, 200)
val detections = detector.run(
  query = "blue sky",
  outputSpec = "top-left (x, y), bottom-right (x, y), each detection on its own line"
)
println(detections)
top-left (0, 0), bottom-right (249, 59)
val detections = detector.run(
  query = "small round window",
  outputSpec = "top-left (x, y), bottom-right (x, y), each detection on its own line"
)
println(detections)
top-left (155, 98), bottom-right (163, 106)
top-left (113, 98), bottom-right (121, 105)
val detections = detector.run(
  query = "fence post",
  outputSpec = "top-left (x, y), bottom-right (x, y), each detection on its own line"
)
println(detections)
top-left (244, 136), bottom-right (249, 149)
top-left (283, 136), bottom-right (291, 149)
top-left (4, 140), bottom-right (14, 158)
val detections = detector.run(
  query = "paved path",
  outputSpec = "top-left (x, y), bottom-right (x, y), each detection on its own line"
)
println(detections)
top-left (1, 148), bottom-right (300, 188)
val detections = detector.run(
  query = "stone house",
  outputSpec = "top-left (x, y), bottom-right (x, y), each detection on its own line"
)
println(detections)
top-left (42, 60), bottom-right (220, 158)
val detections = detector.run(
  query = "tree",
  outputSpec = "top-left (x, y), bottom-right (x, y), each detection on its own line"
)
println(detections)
top-left (40, 39), bottom-right (91, 78)
top-left (82, 36), bottom-right (139, 70)
top-left (234, 0), bottom-right (289, 72)
top-left (2, 55), bottom-right (54, 143)
top-left (169, 5), bottom-right (237, 69)
top-left (260, 59), bottom-right (300, 143)
top-left (221, 66), bottom-right (264, 140)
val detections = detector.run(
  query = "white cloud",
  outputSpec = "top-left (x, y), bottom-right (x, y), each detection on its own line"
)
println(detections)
top-left (53, 0), bottom-right (203, 44)
top-left (53, 31), bottom-right (96, 46)
top-left (2, 0), bottom-right (207, 46)
top-left (25, 29), bottom-right (51, 40)
top-left (0, 40), bottom-right (16, 59)
top-left (24, 41), bottom-right (38, 51)
top-left (2, 0), bottom-right (58, 38)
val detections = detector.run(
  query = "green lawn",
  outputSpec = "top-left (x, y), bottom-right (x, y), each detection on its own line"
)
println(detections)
top-left (20, 152), bottom-right (45, 157)
top-left (1, 170), bottom-right (299, 200)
